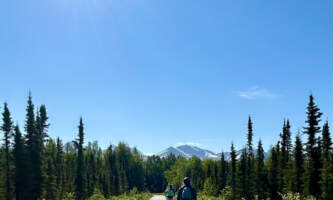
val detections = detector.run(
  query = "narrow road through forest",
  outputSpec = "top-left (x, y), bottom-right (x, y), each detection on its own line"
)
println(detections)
top-left (150, 195), bottom-right (166, 200)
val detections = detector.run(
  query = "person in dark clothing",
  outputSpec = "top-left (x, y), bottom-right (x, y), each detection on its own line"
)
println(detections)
top-left (177, 177), bottom-right (197, 200)
top-left (165, 184), bottom-right (176, 200)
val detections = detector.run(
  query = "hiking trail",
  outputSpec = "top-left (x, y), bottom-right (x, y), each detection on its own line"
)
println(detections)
top-left (150, 195), bottom-right (166, 200)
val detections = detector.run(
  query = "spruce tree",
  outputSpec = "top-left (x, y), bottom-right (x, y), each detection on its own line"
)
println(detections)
top-left (275, 141), bottom-right (283, 194)
top-left (38, 105), bottom-right (49, 141)
top-left (36, 105), bottom-right (50, 199)
top-left (321, 122), bottom-right (332, 162)
top-left (246, 116), bottom-right (255, 200)
top-left (320, 122), bottom-right (333, 200)
top-left (119, 169), bottom-right (128, 194)
top-left (268, 147), bottom-right (280, 200)
top-left (238, 148), bottom-right (248, 199)
top-left (129, 149), bottom-right (145, 191)
top-left (56, 137), bottom-right (64, 199)
top-left (293, 134), bottom-right (304, 194)
top-left (247, 116), bottom-right (253, 154)
top-left (230, 143), bottom-right (237, 200)
top-left (74, 118), bottom-right (85, 200)
top-left (25, 93), bottom-right (35, 152)
top-left (86, 152), bottom-right (97, 197)
top-left (256, 140), bottom-right (266, 200)
top-left (219, 152), bottom-right (227, 191)
top-left (280, 120), bottom-right (292, 192)
top-left (107, 145), bottom-right (118, 195)
top-left (36, 105), bottom-right (49, 199)
top-left (25, 93), bottom-right (44, 200)
top-left (1, 103), bottom-right (13, 200)
top-left (303, 94), bottom-right (322, 198)
top-left (281, 120), bottom-right (292, 164)
top-left (13, 125), bottom-right (27, 200)
top-left (45, 158), bottom-right (57, 200)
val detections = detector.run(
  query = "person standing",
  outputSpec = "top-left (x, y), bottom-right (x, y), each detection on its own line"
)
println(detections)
top-left (165, 184), bottom-right (175, 200)
top-left (177, 177), bottom-right (197, 200)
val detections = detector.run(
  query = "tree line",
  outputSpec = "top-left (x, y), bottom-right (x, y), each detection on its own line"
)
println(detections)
top-left (0, 94), bottom-right (332, 200)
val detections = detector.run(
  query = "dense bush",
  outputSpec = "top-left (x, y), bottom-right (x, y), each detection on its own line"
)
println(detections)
top-left (82, 189), bottom-right (152, 200)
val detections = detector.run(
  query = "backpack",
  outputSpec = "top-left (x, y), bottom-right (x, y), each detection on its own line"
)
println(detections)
top-left (181, 186), bottom-right (192, 200)
top-left (167, 189), bottom-right (174, 197)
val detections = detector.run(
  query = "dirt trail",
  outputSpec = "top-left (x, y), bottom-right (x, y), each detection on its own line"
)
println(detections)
top-left (150, 195), bottom-right (166, 200)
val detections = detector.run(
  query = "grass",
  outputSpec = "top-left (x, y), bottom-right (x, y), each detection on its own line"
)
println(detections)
top-left (61, 190), bottom-right (153, 200)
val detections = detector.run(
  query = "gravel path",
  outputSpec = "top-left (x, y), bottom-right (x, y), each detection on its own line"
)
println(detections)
top-left (150, 195), bottom-right (166, 200)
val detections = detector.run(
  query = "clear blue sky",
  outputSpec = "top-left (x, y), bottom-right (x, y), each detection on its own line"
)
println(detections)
top-left (0, 0), bottom-right (332, 154)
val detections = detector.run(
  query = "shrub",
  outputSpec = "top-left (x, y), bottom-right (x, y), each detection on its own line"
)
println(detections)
top-left (279, 192), bottom-right (315, 200)
top-left (62, 193), bottom-right (75, 200)
top-left (280, 193), bottom-right (301, 200)
top-left (88, 189), bottom-right (106, 200)
top-left (219, 186), bottom-right (232, 200)
top-left (129, 187), bottom-right (138, 196)
top-left (203, 178), bottom-right (218, 197)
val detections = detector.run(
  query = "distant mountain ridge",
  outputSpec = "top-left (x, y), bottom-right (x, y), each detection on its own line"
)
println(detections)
top-left (152, 144), bottom-right (267, 160)
top-left (157, 145), bottom-right (219, 160)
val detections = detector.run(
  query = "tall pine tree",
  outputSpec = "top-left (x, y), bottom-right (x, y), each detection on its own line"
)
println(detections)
top-left (107, 145), bottom-right (118, 195)
top-left (280, 120), bottom-right (292, 192)
top-left (45, 158), bottom-right (57, 200)
top-left (303, 94), bottom-right (322, 198)
top-left (320, 122), bottom-right (333, 200)
top-left (238, 148), bottom-right (248, 199)
top-left (256, 140), bottom-right (266, 200)
top-left (37, 105), bottom-right (49, 142)
top-left (292, 134), bottom-right (304, 194)
top-left (25, 93), bottom-right (44, 200)
top-left (13, 125), bottom-right (27, 200)
top-left (230, 143), bottom-right (237, 200)
top-left (281, 120), bottom-right (292, 164)
top-left (321, 122), bottom-right (331, 162)
top-left (74, 118), bottom-right (85, 200)
top-left (219, 152), bottom-right (227, 191)
top-left (1, 103), bottom-right (13, 200)
top-left (247, 116), bottom-right (253, 154)
top-left (246, 116), bottom-right (255, 200)
top-left (56, 137), bottom-right (64, 199)
top-left (268, 147), bottom-right (280, 200)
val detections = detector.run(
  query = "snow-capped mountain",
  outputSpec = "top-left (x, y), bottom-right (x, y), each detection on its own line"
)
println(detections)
top-left (157, 146), bottom-right (192, 158)
top-left (156, 145), bottom-right (220, 160)
top-left (154, 145), bottom-right (268, 160)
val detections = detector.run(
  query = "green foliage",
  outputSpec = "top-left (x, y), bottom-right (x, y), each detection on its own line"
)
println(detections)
top-left (62, 192), bottom-right (75, 200)
top-left (128, 187), bottom-right (138, 196)
top-left (280, 192), bottom-right (301, 200)
top-left (108, 192), bottom-right (152, 200)
top-left (204, 178), bottom-right (218, 196)
top-left (164, 157), bottom-right (188, 190)
top-left (87, 189), bottom-right (105, 200)
top-left (219, 186), bottom-right (232, 200)
top-left (45, 158), bottom-right (58, 200)
top-left (1, 93), bottom-right (333, 200)
top-left (197, 193), bottom-right (221, 200)
top-left (279, 193), bottom-right (316, 200)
